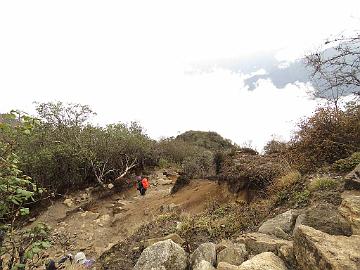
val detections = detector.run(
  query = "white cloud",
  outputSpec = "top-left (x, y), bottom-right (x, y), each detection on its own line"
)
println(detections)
top-left (0, 0), bottom-right (359, 150)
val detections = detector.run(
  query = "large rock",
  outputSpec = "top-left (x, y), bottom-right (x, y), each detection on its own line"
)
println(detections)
top-left (133, 239), bottom-right (188, 270)
top-left (193, 260), bottom-right (216, 270)
top-left (292, 214), bottom-right (305, 235)
top-left (294, 225), bottom-right (360, 270)
top-left (217, 262), bottom-right (240, 270)
top-left (144, 233), bottom-right (185, 248)
top-left (190, 243), bottom-right (216, 269)
top-left (237, 232), bottom-right (293, 265)
top-left (237, 233), bottom-right (292, 256)
top-left (339, 192), bottom-right (360, 235)
top-left (302, 203), bottom-right (352, 236)
top-left (217, 244), bottom-right (248, 266)
top-left (238, 252), bottom-right (287, 270)
top-left (258, 210), bottom-right (298, 238)
top-left (344, 163), bottom-right (360, 190)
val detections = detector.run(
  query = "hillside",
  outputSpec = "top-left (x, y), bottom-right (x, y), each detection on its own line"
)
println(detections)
top-left (176, 130), bottom-right (236, 152)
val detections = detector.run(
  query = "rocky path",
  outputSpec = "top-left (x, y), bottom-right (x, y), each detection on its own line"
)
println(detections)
top-left (32, 170), bottom-right (229, 264)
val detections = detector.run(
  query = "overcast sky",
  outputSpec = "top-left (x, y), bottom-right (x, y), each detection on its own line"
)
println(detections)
top-left (1, 0), bottom-right (360, 150)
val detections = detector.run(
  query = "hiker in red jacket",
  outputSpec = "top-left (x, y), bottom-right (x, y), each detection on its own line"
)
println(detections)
top-left (141, 177), bottom-right (149, 194)
top-left (136, 176), bottom-right (150, 196)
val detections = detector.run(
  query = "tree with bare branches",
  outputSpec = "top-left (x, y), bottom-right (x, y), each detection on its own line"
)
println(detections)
top-left (305, 31), bottom-right (360, 110)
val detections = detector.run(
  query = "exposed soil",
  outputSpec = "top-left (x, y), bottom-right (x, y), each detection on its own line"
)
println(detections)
top-left (30, 170), bottom-right (234, 268)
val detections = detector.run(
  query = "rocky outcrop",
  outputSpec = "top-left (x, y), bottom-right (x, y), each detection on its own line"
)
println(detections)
top-left (344, 163), bottom-right (360, 190)
top-left (294, 225), bottom-right (360, 270)
top-left (339, 192), bottom-right (360, 235)
top-left (217, 244), bottom-right (248, 266)
top-left (133, 239), bottom-right (188, 270)
top-left (292, 214), bottom-right (305, 235)
top-left (238, 252), bottom-right (287, 270)
top-left (237, 232), bottom-right (292, 256)
top-left (301, 203), bottom-right (352, 236)
top-left (191, 243), bottom-right (217, 269)
top-left (236, 232), bottom-right (293, 266)
top-left (258, 210), bottom-right (298, 239)
top-left (144, 233), bottom-right (185, 248)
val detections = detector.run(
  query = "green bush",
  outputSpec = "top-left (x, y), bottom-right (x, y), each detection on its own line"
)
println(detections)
top-left (182, 150), bottom-right (214, 179)
top-left (15, 102), bottom-right (157, 192)
top-left (308, 177), bottom-right (339, 191)
top-left (0, 111), bottom-right (50, 269)
top-left (332, 152), bottom-right (360, 173)
top-left (293, 190), bottom-right (310, 206)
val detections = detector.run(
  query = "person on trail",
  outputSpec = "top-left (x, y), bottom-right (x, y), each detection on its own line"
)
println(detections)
top-left (136, 176), bottom-right (145, 196)
top-left (136, 175), bottom-right (149, 196)
top-left (141, 177), bottom-right (149, 195)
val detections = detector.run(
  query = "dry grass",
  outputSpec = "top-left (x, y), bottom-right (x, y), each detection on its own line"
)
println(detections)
top-left (269, 170), bottom-right (301, 192)
top-left (308, 177), bottom-right (339, 192)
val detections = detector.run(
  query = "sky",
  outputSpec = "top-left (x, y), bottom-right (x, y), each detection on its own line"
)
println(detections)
top-left (1, 0), bottom-right (360, 150)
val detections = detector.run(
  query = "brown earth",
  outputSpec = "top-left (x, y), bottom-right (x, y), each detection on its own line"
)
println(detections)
top-left (31, 170), bottom-right (234, 267)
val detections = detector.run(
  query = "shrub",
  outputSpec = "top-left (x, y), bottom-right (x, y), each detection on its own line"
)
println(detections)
top-left (293, 190), bottom-right (311, 206)
top-left (182, 150), bottom-right (214, 179)
top-left (16, 102), bottom-right (157, 192)
top-left (263, 140), bottom-right (288, 155)
top-left (176, 130), bottom-right (235, 152)
top-left (0, 111), bottom-right (50, 269)
top-left (332, 152), bottom-right (360, 173)
top-left (270, 170), bottom-right (301, 192)
top-left (221, 152), bottom-right (291, 191)
top-left (308, 177), bottom-right (339, 191)
top-left (288, 103), bottom-right (360, 172)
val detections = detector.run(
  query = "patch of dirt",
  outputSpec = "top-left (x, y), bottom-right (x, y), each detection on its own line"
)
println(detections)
top-left (29, 170), bottom-right (233, 268)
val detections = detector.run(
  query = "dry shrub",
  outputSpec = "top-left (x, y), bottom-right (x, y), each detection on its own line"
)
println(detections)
top-left (332, 152), bottom-right (360, 173)
top-left (308, 177), bottom-right (339, 192)
top-left (268, 170), bottom-right (301, 193)
top-left (178, 199), bottom-right (274, 242)
top-left (263, 140), bottom-right (288, 155)
top-left (220, 151), bottom-right (291, 192)
top-left (288, 103), bottom-right (360, 173)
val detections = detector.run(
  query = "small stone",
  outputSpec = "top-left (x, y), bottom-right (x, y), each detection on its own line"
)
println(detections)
top-left (63, 198), bottom-right (74, 207)
top-left (108, 183), bottom-right (114, 189)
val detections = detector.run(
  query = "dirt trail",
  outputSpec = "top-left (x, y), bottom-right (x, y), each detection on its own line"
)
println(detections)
top-left (34, 170), bottom-right (232, 262)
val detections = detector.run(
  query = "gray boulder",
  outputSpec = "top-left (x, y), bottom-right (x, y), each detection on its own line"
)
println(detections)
top-left (339, 192), bottom-right (360, 235)
top-left (238, 252), bottom-right (287, 270)
top-left (190, 242), bottom-right (216, 269)
top-left (344, 163), bottom-right (360, 190)
top-left (193, 260), bottom-right (216, 270)
top-left (302, 203), bottom-right (352, 236)
top-left (133, 239), bottom-right (188, 270)
top-left (236, 232), bottom-right (293, 265)
top-left (294, 225), bottom-right (360, 270)
top-left (292, 214), bottom-right (305, 235)
top-left (258, 210), bottom-right (298, 238)
top-left (217, 244), bottom-right (248, 266)
top-left (144, 233), bottom-right (185, 248)
top-left (237, 232), bottom-right (292, 256)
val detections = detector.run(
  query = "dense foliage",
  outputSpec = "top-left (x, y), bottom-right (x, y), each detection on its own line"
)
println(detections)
top-left (0, 111), bottom-right (50, 270)
top-left (288, 102), bottom-right (360, 172)
top-left (176, 130), bottom-right (235, 151)
top-left (14, 102), bottom-right (157, 192)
